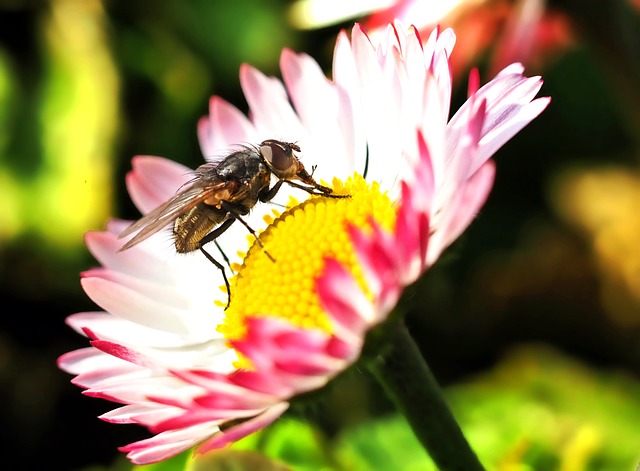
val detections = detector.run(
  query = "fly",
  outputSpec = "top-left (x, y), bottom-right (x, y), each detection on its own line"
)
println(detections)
top-left (118, 139), bottom-right (348, 309)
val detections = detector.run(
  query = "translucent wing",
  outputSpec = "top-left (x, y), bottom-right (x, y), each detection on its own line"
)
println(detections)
top-left (118, 177), bottom-right (231, 251)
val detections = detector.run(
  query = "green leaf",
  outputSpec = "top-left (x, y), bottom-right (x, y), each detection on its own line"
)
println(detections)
top-left (190, 449), bottom-right (291, 471)
top-left (234, 418), bottom-right (333, 471)
top-left (132, 452), bottom-right (189, 471)
top-left (335, 415), bottom-right (435, 471)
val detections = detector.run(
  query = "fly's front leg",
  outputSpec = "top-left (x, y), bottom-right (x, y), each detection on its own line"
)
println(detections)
top-left (260, 179), bottom-right (284, 203)
top-left (284, 179), bottom-right (349, 198)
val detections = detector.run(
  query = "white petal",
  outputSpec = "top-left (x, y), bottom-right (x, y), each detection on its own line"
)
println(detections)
top-left (240, 64), bottom-right (305, 140)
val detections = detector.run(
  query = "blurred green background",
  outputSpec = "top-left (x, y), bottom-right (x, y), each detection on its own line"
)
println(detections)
top-left (0, 0), bottom-right (639, 470)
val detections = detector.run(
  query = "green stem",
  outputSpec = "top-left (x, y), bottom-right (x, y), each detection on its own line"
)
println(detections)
top-left (366, 321), bottom-right (484, 471)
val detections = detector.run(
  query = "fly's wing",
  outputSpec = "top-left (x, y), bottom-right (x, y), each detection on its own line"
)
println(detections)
top-left (118, 176), bottom-right (231, 251)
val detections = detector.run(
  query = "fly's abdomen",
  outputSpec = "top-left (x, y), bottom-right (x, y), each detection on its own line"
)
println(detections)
top-left (173, 204), bottom-right (226, 253)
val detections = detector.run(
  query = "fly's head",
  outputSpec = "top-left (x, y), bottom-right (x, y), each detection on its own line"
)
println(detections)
top-left (260, 140), bottom-right (301, 180)
top-left (259, 139), bottom-right (335, 195)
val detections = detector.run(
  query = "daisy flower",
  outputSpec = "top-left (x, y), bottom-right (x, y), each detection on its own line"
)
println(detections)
top-left (58, 21), bottom-right (549, 466)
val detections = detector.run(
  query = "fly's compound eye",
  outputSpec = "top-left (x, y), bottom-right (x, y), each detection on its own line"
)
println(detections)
top-left (260, 140), bottom-right (297, 176)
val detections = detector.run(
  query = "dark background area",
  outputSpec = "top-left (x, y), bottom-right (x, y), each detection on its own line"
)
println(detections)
top-left (0, 1), bottom-right (639, 469)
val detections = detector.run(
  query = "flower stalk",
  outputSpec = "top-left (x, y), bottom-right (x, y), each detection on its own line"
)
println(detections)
top-left (366, 320), bottom-right (484, 471)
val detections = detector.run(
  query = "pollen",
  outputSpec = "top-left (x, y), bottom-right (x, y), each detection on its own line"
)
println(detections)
top-left (219, 173), bottom-right (397, 341)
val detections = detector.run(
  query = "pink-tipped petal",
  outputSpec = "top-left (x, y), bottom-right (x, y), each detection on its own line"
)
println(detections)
top-left (240, 64), bottom-right (303, 139)
top-left (202, 96), bottom-right (258, 157)
top-left (125, 156), bottom-right (192, 215)
top-left (316, 258), bottom-right (374, 344)
top-left (428, 161), bottom-right (496, 265)
top-left (195, 402), bottom-right (289, 455)
top-left (120, 422), bottom-right (221, 465)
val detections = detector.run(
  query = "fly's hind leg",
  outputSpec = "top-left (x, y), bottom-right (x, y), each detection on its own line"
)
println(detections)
top-left (198, 217), bottom-right (235, 310)
top-left (214, 240), bottom-right (231, 269)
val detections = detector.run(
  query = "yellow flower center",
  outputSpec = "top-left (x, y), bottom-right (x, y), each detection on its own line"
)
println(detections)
top-left (218, 173), bottom-right (397, 341)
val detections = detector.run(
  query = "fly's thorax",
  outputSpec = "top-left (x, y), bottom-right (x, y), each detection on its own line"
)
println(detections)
top-left (214, 148), bottom-right (266, 181)
top-left (221, 166), bottom-right (272, 212)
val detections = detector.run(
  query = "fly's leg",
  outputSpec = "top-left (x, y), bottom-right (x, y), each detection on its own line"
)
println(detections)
top-left (198, 217), bottom-right (235, 310)
top-left (284, 179), bottom-right (349, 198)
top-left (259, 179), bottom-right (284, 203)
top-left (263, 178), bottom-right (349, 200)
top-left (219, 201), bottom-right (276, 263)
top-left (214, 240), bottom-right (232, 270)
